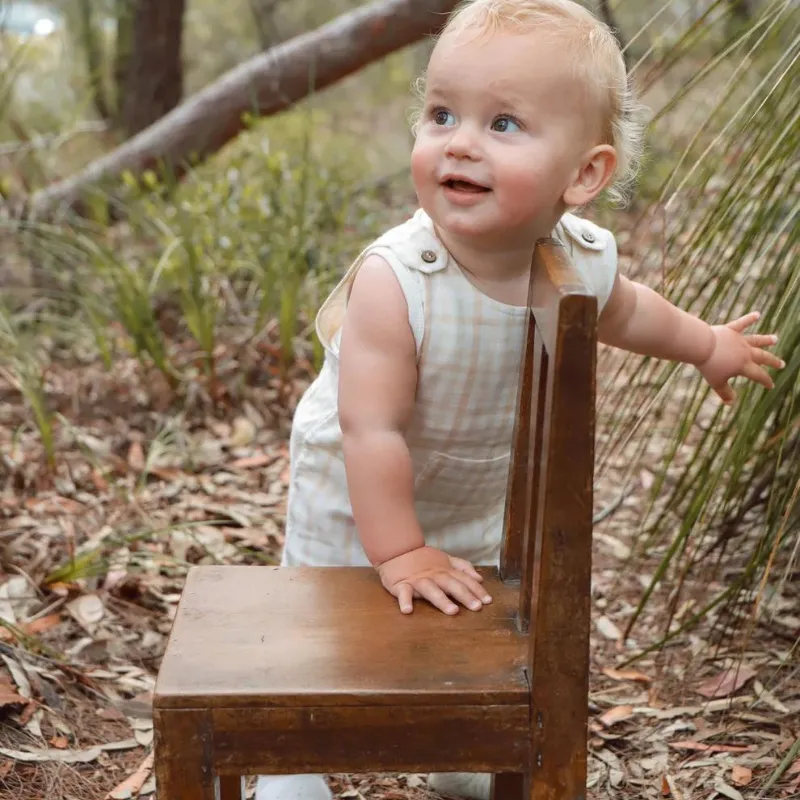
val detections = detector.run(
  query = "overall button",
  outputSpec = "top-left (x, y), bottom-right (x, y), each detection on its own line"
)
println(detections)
top-left (581, 231), bottom-right (596, 243)
top-left (421, 249), bottom-right (437, 263)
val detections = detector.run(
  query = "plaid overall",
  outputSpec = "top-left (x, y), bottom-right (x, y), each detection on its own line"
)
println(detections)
top-left (282, 209), bottom-right (616, 567)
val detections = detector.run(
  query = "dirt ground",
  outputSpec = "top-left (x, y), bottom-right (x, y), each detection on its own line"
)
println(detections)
top-left (1, 275), bottom-right (798, 800)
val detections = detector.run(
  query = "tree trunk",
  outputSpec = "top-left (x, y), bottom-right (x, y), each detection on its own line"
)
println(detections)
top-left (31, 0), bottom-right (459, 219)
top-left (113, 0), bottom-right (136, 124)
top-left (120, 0), bottom-right (186, 136)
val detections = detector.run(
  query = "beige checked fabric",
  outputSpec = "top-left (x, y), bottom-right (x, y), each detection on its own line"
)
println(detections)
top-left (282, 209), bottom-right (617, 568)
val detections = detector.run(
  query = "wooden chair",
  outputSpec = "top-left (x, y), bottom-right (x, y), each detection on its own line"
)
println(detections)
top-left (153, 238), bottom-right (598, 800)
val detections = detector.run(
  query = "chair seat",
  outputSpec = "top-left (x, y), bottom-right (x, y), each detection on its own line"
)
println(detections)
top-left (155, 565), bottom-right (529, 710)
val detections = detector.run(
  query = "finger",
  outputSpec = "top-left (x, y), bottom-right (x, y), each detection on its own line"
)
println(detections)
top-left (450, 557), bottom-right (484, 582)
top-left (715, 382), bottom-right (736, 405)
top-left (450, 560), bottom-right (492, 603)
top-left (449, 570), bottom-right (492, 604)
top-left (435, 574), bottom-right (486, 611)
top-left (414, 578), bottom-right (459, 615)
top-left (396, 582), bottom-right (414, 614)
top-left (727, 311), bottom-right (761, 333)
top-left (743, 362), bottom-right (774, 390)
top-left (752, 349), bottom-right (786, 370)
top-left (744, 333), bottom-right (779, 348)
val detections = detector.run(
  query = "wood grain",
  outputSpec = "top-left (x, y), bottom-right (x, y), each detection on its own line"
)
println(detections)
top-left (153, 708), bottom-right (216, 800)
top-left (212, 705), bottom-right (529, 774)
top-left (155, 566), bottom-right (527, 709)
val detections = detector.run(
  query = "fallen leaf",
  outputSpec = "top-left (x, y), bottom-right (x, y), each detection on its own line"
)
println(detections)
top-left (24, 614), bottom-right (61, 635)
top-left (99, 739), bottom-right (140, 752)
top-left (17, 700), bottom-right (38, 727)
top-left (229, 417), bottom-right (256, 448)
top-left (731, 765), bottom-right (752, 787)
top-left (0, 746), bottom-right (102, 764)
top-left (107, 752), bottom-right (154, 800)
top-left (669, 741), bottom-right (753, 754)
top-left (147, 466), bottom-right (184, 481)
top-left (600, 705), bottom-right (634, 727)
top-left (696, 664), bottom-right (756, 699)
top-left (230, 454), bottom-right (272, 469)
top-left (91, 469), bottom-right (110, 492)
top-left (0, 575), bottom-right (32, 624)
top-left (713, 781), bottom-right (744, 800)
top-left (1, 616), bottom-right (61, 646)
top-left (753, 679), bottom-right (790, 714)
top-left (602, 667), bottom-right (652, 684)
top-left (0, 684), bottom-right (26, 708)
top-left (127, 441), bottom-right (145, 471)
top-left (49, 736), bottom-right (68, 749)
top-left (596, 616), bottom-right (622, 640)
top-left (1, 654), bottom-right (31, 698)
top-left (663, 774), bottom-right (684, 799)
top-left (67, 594), bottom-right (105, 629)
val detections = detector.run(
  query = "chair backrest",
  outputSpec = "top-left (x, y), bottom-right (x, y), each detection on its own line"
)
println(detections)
top-left (499, 237), bottom-right (598, 796)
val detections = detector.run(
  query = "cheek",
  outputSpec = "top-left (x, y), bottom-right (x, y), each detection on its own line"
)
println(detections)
top-left (494, 155), bottom-right (554, 208)
top-left (410, 139), bottom-right (436, 194)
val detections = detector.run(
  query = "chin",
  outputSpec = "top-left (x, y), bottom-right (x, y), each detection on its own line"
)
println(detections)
top-left (426, 205), bottom-right (493, 239)
top-left (442, 214), bottom-right (517, 243)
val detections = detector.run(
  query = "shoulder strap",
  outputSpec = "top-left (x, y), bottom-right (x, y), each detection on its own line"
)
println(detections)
top-left (555, 213), bottom-right (618, 312)
top-left (315, 211), bottom-right (446, 357)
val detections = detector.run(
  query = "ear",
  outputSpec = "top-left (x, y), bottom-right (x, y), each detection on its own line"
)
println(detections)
top-left (562, 145), bottom-right (617, 207)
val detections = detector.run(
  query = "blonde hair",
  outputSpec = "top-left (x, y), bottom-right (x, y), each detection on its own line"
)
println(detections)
top-left (413, 0), bottom-right (648, 206)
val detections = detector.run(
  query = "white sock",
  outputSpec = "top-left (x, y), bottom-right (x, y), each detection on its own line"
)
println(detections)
top-left (255, 775), bottom-right (333, 800)
top-left (427, 773), bottom-right (491, 800)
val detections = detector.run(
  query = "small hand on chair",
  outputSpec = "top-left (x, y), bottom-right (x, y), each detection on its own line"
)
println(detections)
top-left (377, 545), bottom-right (493, 615)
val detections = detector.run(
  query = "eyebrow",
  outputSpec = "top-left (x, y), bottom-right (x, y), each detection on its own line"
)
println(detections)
top-left (425, 81), bottom-right (534, 112)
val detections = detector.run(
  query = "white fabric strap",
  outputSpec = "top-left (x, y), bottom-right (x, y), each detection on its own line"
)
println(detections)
top-left (367, 244), bottom-right (427, 358)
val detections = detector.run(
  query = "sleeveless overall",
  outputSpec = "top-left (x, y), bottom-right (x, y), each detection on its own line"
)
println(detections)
top-left (283, 209), bottom-right (617, 567)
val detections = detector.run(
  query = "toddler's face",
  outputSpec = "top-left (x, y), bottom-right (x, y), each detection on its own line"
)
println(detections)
top-left (411, 27), bottom-right (600, 245)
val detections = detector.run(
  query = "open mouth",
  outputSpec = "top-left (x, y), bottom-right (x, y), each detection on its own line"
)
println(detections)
top-left (442, 178), bottom-right (490, 194)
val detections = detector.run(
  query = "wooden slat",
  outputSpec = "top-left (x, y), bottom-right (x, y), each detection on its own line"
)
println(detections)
top-left (500, 306), bottom-right (535, 583)
top-left (526, 288), bottom-right (597, 798)
top-left (211, 705), bottom-right (530, 774)
top-left (518, 329), bottom-right (548, 632)
top-left (155, 566), bottom-right (527, 709)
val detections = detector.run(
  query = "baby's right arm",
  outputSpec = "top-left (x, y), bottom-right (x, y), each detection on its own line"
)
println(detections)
top-left (338, 255), bottom-right (490, 615)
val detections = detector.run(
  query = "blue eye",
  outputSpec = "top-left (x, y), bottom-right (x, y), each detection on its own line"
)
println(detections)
top-left (433, 109), bottom-right (456, 127)
top-left (492, 116), bottom-right (521, 133)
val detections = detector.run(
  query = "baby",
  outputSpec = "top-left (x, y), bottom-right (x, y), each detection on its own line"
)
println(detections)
top-left (258, 1), bottom-right (783, 799)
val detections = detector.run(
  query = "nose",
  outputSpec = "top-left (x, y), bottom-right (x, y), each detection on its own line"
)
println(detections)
top-left (445, 123), bottom-right (480, 160)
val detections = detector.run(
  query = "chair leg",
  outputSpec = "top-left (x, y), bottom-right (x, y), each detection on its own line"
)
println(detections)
top-left (490, 772), bottom-right (526, 800)
top-left (154, 708), bottom-right (216, 800)
top-left (218, 775), bottom-right (244, 799)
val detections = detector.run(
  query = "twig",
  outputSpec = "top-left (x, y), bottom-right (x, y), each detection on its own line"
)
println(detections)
top-left (0, 121), bottom-right (109, 158)
top-left (592, 487), bottom-right (628, 524)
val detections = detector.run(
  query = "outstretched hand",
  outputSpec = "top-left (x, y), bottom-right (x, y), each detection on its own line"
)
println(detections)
top-left (698, 312), bottom-right (784, 404)
top-left (377, 545), bottom-right (492, 616)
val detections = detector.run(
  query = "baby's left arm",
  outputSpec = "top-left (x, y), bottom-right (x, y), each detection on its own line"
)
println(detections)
top-left (598, 274), bottom-right (785, 404)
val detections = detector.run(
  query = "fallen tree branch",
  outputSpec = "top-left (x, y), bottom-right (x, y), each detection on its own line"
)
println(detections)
top-left (30, 0), bottom-right (458, 218)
